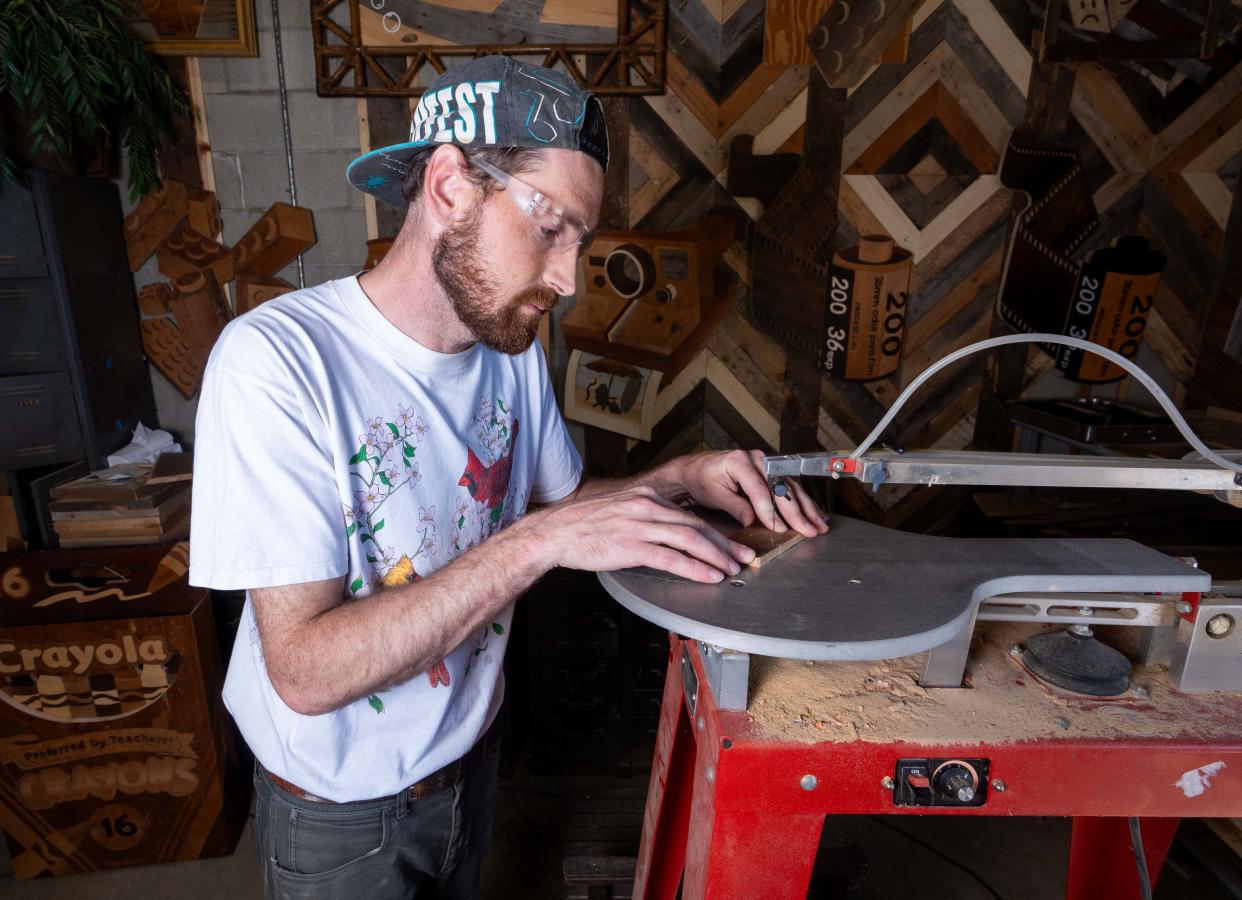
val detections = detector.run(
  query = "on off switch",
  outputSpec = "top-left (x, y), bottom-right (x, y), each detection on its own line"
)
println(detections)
top-left (892, 758), bottom-right (989, 807)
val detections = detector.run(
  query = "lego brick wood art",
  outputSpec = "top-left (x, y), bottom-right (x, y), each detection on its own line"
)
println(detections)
top-left (0, 543), bottom-right (247, 876)
top-left (122, 181), bottom-right (189, 272)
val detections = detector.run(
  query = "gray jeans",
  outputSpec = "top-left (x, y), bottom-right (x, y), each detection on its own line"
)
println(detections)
top-left (253, 738), bottom-right (500, 899)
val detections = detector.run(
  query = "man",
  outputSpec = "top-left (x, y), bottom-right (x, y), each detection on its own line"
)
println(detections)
top-left (190, 57), bottom-right (826, 898)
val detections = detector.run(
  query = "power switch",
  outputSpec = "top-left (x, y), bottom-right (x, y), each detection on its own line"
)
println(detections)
top-left (893, 758), bottom-right (989, 808)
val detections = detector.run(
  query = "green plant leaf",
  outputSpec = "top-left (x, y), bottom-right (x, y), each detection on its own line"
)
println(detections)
top-left (387, 422), bottom-right (400, 437)
top-left (346, 522), bottom-right (357, 537)
top-left (378, 471), bottom-right (391, 487)
top-left (403, 442), bottom-right (414, 457)
top-left (366, 553), bottom-right (377, 563)
top-left (374, 519), bottom-right (385, 532)
top-left (349, 445), bottom-right (368, 464)
top-left (367, 694), bottom-right (385, 714)
top-left (492, 622), bottom-right (505, 635)
top-left (350, 576), bottom-right (364, 594)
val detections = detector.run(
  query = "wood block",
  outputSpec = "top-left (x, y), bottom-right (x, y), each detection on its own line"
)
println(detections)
top-left (729, 523), bottom-right (807, 567)
top-left (148, 452), bottom-right (193, 486)
top-left (232, 203), bottom-right (316, 278)
top-left (157, 222), bottom-right (236, 286)
top-left (766, 0), bottom-right (910, 67)
top-left (808, 0), bottom-right (921, 89)
top-left (141, 317), bottom-right (203, 400)
top-left (235, 273), bottom-right (295, 315)
top-left (49, 466), bottom-right (150, 502)
top-left (136, 282), bottom-right (173, 317)
top-left (123, 180), bottom-right (189, 271)
top-left (185, 188), bottom-right (222, 239)
top-left (169, 270), bottom-right (231, 370)
top-left (364, 237), bottom-right (394, 270)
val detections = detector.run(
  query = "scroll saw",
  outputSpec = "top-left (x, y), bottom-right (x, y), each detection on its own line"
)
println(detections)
top-left (600, 334), bottom-right (1242, 704)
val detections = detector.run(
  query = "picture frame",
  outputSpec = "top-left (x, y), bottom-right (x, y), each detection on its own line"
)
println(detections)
top-left (120, 0), bottom-right (259, 58)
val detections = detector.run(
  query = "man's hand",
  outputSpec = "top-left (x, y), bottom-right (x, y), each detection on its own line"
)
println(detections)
top-left (521, 485), bottom-right (757, 584)
top-left (672, 449), bottom-right (828, 537)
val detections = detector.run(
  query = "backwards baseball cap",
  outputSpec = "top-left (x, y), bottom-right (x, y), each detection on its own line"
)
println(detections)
top-left (346, 56), bottom-right (609, 209)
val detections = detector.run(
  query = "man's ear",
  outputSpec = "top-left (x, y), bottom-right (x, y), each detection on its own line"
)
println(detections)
top-left (421, 145), bottom-right (475, 229)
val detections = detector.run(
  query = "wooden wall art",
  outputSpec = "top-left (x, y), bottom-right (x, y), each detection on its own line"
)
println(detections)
top-left (119, 0), bottom-right (258, 57)
top-left (310, 0), bottom-right (667, 97)
top-left (562, 351), bottom-right (662, 440)
top-left (1039, 0), bottom-right (1230, 63)
top-left (807, 0), bottom-right (923, 88)
top-left (1057, 235), bottom-right (1166, 383)
top-left (560, 214), bottom-right (738, 380)
top-left (764, 0), bottom-right (911, 68)
top-left (124, 181), bottom-right (309, 398)
top-left (825, 235), bottom-right (915, 382)
top-left (995, 127), bottom-right (1099, 355)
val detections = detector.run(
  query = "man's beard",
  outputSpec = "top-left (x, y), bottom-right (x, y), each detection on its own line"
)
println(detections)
top-left (432, 212), bottom-right (558, 355)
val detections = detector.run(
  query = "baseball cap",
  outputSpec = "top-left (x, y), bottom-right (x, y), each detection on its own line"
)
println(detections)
top-left (346, 56), bottom-right (610, 209)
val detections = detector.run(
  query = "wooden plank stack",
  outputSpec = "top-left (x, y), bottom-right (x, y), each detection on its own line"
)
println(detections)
top-left (47, 457), bottom-right (191, 548)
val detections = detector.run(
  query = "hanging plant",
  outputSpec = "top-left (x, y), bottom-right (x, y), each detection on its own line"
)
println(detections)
top-left (0, 0), bottom-right (191, 200)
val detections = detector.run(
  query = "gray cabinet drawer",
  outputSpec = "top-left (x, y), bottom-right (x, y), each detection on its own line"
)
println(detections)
top-left (0, 279), bottom-right (65, 374)
top-left (0, 180), bottom-right (48, 278)
top-left (0, 373), bottom-right (83, 468)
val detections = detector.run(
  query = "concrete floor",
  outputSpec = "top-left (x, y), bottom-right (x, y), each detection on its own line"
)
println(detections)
top-left (1, 770), bottom-right (1234, 899)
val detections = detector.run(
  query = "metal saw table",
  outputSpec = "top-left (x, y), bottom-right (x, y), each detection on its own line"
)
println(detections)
top-left (598, 518), bottom-right (1242, 899)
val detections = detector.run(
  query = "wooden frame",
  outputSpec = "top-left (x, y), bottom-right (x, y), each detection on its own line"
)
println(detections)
top-left (311, 0), bottom-right (667, 97)
top-left (1038, 0), bottom-right (1226, 63)
top-left (122, 0), bottom-right (259, 57)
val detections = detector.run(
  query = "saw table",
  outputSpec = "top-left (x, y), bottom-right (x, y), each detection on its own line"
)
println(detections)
top-left (598, 518), bottom-right (1242, 899)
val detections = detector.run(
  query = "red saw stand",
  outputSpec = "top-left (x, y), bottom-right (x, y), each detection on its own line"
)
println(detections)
top-left (633, 631), bottom-right (1242, 899)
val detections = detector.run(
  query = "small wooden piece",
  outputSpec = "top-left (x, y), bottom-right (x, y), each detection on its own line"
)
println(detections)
top-left (232, 203), bottom-right (317, 277)
top-left (169, 270), bottom-right (231, 369)
top-left (185, 188), bottom-right (222, 239)
top-left (234, 273), bottom-right (295, 315)
top-left (765, 0), bottom-right (910, 68)
top-left (148, 452), bottom-right (193, 485)
top-left (807, 0), bottom-right (921, 89)
top-left (122, 180), bottom-right (189, 271)
top-left (364, 237), bottom-right (394, 270)
top-left (729, 523), bottom-right (807, 568)
top-left (157, 221), bottom-right (236, 285)
top-left (136, 282), bottom-right (173, 317)
top-left (140, 314), bottom-right (203, 400)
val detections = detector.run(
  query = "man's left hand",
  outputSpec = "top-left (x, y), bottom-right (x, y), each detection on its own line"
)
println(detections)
top-left (673, 450), bottom-right (828, 538)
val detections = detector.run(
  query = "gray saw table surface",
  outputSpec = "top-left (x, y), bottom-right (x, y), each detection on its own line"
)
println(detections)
top-left (598, 515), bottom-right (1210, 660)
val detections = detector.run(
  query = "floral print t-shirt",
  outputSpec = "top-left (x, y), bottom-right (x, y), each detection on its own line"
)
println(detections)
top-left (189, 275), bottom-right (581, 802)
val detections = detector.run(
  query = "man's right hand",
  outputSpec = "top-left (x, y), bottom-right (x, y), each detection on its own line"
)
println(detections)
top-left (519, 485), bottom-right (755, 583)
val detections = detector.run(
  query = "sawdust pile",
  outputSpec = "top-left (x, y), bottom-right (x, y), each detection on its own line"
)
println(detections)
top-left (745, 623), bottom-right (1238, 745)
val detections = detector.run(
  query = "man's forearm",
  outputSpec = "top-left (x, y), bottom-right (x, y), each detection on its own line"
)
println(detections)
top-left (271, 518), bottom-right (550, 715)
top-left (570, 455), bottom-right (691, 504)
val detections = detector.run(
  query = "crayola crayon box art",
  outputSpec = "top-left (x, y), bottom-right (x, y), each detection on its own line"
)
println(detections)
top-left (0, 542), bottom-right (246, 877)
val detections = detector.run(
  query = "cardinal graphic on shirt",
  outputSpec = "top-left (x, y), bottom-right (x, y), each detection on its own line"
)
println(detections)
top-left (459, 417), bottom-right (518, 523)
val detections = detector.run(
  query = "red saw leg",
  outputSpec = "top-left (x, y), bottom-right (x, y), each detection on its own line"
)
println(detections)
top-left (1066, 816), bottom-right (1179, 900)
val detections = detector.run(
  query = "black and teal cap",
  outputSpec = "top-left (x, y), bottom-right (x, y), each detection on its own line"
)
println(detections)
top-left (346, 56), bottom-right (609, 209)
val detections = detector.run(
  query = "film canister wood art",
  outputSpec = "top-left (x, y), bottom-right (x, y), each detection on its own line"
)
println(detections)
top-left (0, 544), bottom-right (246, 877)
top-left (825, 235), bottom-right (914, 382)
top-left (1058, 236), bottom-right (1167, 383)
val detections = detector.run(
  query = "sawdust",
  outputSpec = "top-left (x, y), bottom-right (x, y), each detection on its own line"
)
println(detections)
top-left (745, 622), bottom-right (1241, 745)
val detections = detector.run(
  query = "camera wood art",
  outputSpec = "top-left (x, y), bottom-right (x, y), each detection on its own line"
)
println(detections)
top-left (123, 181), bottom-right (309, 398)
top-left (560, 215), bottom-right (738, 440)
top-left (561, 214), bottom-right (737, 378)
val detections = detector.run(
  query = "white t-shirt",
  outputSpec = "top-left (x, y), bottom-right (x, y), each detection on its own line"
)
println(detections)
top-left (189, 275), bottom-right (581, 802)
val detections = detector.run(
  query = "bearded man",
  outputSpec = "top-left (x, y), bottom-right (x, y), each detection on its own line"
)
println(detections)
top-left (189, 57), bottom-right (826, 899)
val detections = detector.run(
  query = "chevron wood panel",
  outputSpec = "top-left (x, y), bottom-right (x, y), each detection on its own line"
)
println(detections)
top-left (358, 0), bottom-right (1241, 523)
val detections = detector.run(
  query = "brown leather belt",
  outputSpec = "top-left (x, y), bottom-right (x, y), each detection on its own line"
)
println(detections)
top-left (263, 717), bottom-right (500, 805)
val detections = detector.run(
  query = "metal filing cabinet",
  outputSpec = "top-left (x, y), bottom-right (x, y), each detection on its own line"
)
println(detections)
top-left (0, 170), bottom-right (155, 535)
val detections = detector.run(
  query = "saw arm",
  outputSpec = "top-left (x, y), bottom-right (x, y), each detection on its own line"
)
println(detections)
top-left (763, 449), bottom-right (1242, 506)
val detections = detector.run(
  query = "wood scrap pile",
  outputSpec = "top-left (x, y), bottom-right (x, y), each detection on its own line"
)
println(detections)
top-left (48, 454), bottom-right (192, 548)
top-left (124, 181), bottom-right (315, 398)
